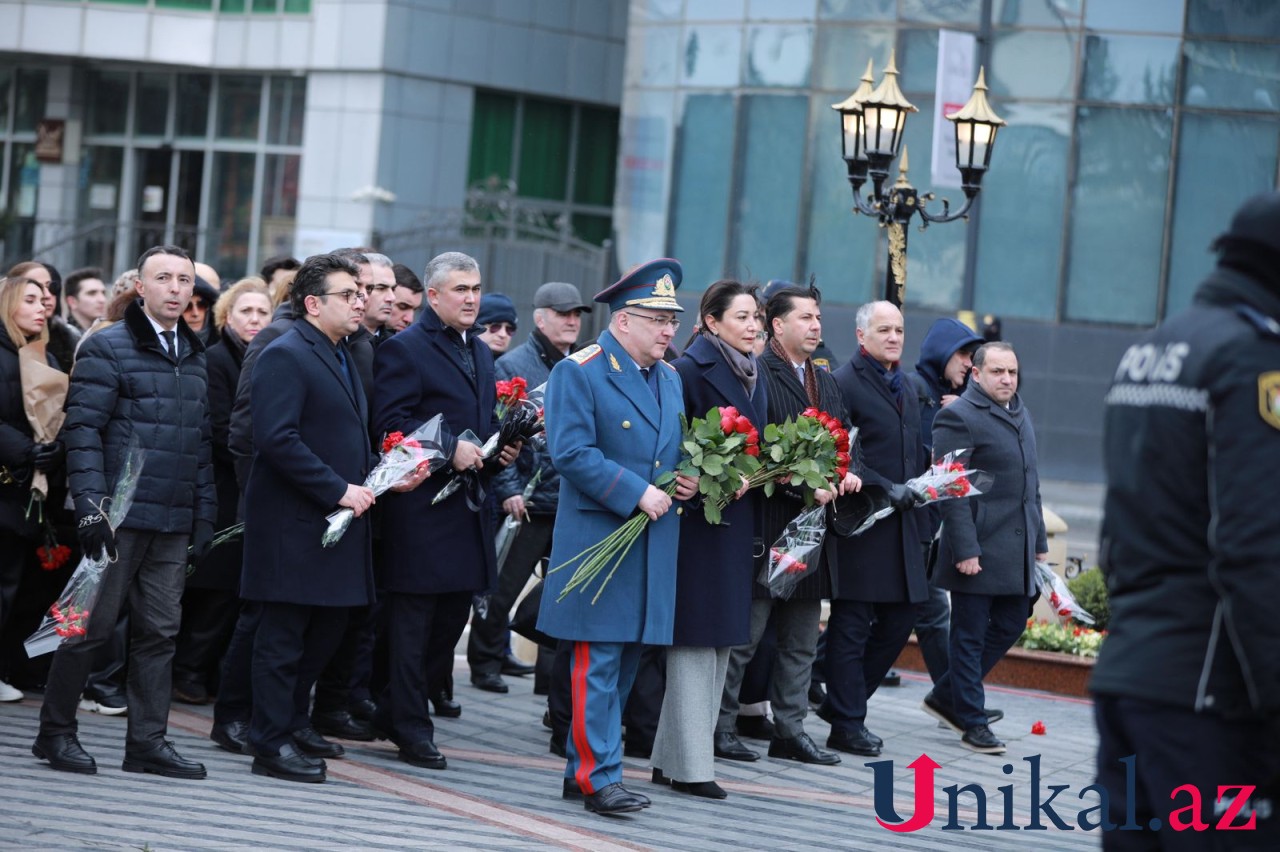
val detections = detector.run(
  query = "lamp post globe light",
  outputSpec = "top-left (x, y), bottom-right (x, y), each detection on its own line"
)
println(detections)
top-left (832, 52), bottom-right (1006, 306)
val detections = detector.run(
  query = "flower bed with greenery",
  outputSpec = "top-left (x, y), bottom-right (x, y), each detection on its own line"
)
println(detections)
top-left (1016, 567), bottom-right (1110, 658)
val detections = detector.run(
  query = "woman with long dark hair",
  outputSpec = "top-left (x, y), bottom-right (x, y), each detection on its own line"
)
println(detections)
top-left (650, 279), bottom-right (766, 799)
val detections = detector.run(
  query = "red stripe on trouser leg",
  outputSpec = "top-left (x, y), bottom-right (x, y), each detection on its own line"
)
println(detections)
top-left (571, 641), bottom-right (597, 795)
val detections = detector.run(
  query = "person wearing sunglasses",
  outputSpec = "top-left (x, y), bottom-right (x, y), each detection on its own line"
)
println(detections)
top-left (477, 293), bottom-right (518, 354)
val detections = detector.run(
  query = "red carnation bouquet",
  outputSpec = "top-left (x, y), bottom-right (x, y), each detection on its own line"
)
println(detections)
top-left (1035, 560), bottom-right (1095, 625)
top-left (495, 376), bottom-right (529, 419)
top-left (322, 415), bottom-right (448, 547)
top-left (841, 448), bottom-right (994, 538)
top-left (760, 504), bottom-right (828, 599)
top-left (432, 381), bottom-right (547, 508)
top-left (551, 406), bottom-right (763, 604)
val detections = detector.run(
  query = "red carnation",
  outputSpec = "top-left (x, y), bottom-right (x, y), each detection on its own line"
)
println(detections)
top-left (381, 431), bottom-right (406, 453)
top-left (1031, 721), bottom-right (1046, 735)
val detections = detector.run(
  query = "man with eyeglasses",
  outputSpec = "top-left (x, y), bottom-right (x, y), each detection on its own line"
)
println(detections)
top-left (537, 259), bottom-right (698, 816)
top-left (240, 252), bottom-right (429, 782)
top-left (477, 293), bottom-right (518, 354)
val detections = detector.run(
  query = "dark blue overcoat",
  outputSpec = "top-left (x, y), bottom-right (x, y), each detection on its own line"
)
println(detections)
top-left (372, 306), bottom-right (499, 595)
top-left (830, 352), bottom-right (930, 603)
top-left (536, 329), bottom-right (684, 644)
top-left (241, 319), bottom-right (376, 606)
top-left (670, 335), bottom-right (766, 647)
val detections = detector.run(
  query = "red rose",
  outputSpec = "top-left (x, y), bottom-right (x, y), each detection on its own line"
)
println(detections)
top-left (745, 445), bottom-right (760, 457)
top-left (720, 416), bottom-right (735, 434)
top-left (721, 406), bottom-right (739, 419)
top-left (1031, 721), bottom-right (1046, 735)
top-left (734, 415), bottom-right (752, 434)
top-left (746, 429), bottom-right (759, 445)
top-left (801, 407), bottom-right (819, 418)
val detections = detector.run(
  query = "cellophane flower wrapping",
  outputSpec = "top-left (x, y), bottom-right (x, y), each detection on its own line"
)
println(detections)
top-left (843, 448), bottom-right (994, 538)
top-left (1034, 560), bottom-right (1095, 625)
top-left (322, 415), bottom-right (448, 547)
top-left (431, 386), bottom-right (546, 507)
top-left (24, 440), bottom-right (147, 658)
top-left (759, 504), bottom-right (827, 600)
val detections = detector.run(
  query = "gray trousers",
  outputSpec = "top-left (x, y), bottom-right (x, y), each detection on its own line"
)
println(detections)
top-left (717, 597), bottom-right (821, 739)
top-left (40, 530), bottom-right (187, 750)
top-left (651, 645), bottom-right (730, 783)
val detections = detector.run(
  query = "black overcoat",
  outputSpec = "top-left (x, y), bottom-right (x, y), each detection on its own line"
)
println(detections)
top-left (670, 334), bottom-right (767, 647)
top-left (372, 306), bottom-right (499, 595)
top-left (189, 331), bottom-right (245, 591)
top-left (240, 320), bottom-right (375, 606)
top-left (0, 326), bottom-right (61, 538)
top-left (830, 352), bottom-right (929, 603)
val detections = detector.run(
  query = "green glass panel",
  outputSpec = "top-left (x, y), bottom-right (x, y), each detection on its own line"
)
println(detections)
top-left (14, 69), bottom-right (48, 134)
top-left (733, 95), bottom-right (807, 285)
top-left (0, 68), bottom-right (11, 134)
top-left (517, 99), bottom-right (571, 201)
top-left (670, 94), bottom-right (735, 295)
top-left (87, 71), bottom-right (130, 136)
top-left (176, 74), bottom-right (212, 137)
top-left (282, 0), bottom-right (310, 12)
top-left (135, 73), bottom-right (170, 136)
top-left (221, 0), bottom-right (247, 12)
top-left (468, 91), bottom-right (516, 185)
top-left (252, 0), bottom-right (279, 12)
top-left (572, 106), bottom-right (619, 206)
top-left (572, 214), bottom-right (612, 246)
top-left (1183, 41), bottom-right (1280, 114)
top-left (156, 0), bottom-right (214, 9)
top-left (216, 75), bottom-right (262, 140)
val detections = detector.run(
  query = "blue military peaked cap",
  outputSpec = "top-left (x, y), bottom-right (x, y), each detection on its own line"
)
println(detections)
top-left (595, 258), bottom-right (684, 313)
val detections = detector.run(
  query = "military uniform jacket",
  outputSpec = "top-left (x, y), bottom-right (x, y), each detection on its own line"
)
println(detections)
top-left (537, 328), bottom-right (684, 644)
top-left (931, 382), bottom-right (1047, 597)
top-left (1092, 268), bottom-right (1280, 719)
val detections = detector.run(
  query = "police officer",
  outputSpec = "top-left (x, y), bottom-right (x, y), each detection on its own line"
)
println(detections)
top-left (1093, 191), bottom-right (1280, 848)
top-left (537, 259), bottom-right (697, 816)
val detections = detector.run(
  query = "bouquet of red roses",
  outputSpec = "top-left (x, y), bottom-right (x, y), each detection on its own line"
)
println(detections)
top-left (737, 408), bottom-right (853, 501)
top-left (322, 415), bottom-right (448, 547)
top-left (25, 439), bottom-right (147, 658)
top-left (759, 504), bottom-right (827, 599)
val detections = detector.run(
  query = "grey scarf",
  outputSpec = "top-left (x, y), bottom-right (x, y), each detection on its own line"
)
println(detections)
top-left (705, 331), bottom-right (758, 397)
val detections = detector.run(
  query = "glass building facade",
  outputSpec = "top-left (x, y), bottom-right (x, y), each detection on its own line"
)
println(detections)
top-left (615, 0), bottom-right (1280, 327)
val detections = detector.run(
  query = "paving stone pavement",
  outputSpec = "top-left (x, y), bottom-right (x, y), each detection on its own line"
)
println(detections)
top-left (0, 664), bottom-right (1106, 851)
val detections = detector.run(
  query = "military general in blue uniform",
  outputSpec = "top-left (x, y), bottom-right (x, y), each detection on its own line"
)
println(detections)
top-left (537, 259), bottom-right (698, 816)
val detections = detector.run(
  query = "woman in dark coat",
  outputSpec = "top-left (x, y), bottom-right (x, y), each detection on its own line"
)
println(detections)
top-left (650, 280), bottom-right (766, 799)
top-left (172, 278), bottom-right (271, 703)
top-left (0, 274), bottom-right (66, 701)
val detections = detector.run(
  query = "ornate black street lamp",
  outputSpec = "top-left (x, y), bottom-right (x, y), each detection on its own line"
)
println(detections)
top-left (833, 53), bottom-right (1005, 306)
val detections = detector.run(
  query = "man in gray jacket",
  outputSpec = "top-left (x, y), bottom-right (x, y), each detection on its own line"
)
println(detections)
top-left (920, 341), bottom-right (1046, 755)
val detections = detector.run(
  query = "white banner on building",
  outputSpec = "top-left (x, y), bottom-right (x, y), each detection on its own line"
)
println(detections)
top-left (931, 30), bottom-right (977, 190)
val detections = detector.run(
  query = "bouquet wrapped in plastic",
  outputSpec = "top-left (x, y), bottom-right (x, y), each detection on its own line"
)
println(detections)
top-left (759, 504), bottom-right (827, 599)
top-left (432, 382), bottom-right (546, 508)
top-left (833, 449), bottom-right (994, 538)
top-left (322, 415), bottom-right (448, 547)
top-left (1035, 560), bottom-right (1095, 625)
top-left (24, 440), bottom-right (147, 658)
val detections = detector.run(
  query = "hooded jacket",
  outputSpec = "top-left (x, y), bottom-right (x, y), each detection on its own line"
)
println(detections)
top-left (906, 318), bottom-right (984, 454)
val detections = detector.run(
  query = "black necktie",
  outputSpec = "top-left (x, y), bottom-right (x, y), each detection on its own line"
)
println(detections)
top-left (161, 329), bottom-right (176, 361)
top-left (641, 367), bottom-right (659, 400)
top-left (335, 346), bottom-right (353, 391)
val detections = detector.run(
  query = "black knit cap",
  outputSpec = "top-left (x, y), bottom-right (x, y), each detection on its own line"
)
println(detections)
top-left (1212, 191), bottom-right (1280, 293)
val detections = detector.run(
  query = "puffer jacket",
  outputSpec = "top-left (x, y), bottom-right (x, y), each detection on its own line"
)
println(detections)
top-left (490, 331), bottom-right (566, 514)
top-left (63, 299), bottom-right (216, 533)
top-left (0, 325), bottom-right (61, 537)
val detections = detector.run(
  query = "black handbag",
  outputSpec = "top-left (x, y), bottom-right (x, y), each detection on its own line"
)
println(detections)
top-left (510, 579), bottom-right (557, 650)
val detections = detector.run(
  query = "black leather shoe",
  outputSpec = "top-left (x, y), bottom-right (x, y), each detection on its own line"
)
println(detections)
top-left (470, 672), bottom-right (509, 694)
top-left (620, 785), bottom-right (650, 807)
top-left (501, 654), bottom-right (536, 677)
top-left (292, 726), bottom-right (344, 758)
top-left (210, 721), bottom-right (249, 754)
top-left (735, 715), bottom-right (776, 741)
top-left (962, 724), bottom-right (1006, 755)
top-left (542, 710), bottom-right (553, 731)
top-left (673, 779), bottom-right (728, 799)
top-left (549, 737), bottom-right (567, 758)
top-left (123, 740), bottom-right (207, 779)
top-left (768, 733), bottom-right (841, 766)
top-left (312, 710), bottom-right (376, 742)
top-left (827, 726), bottom-right (882, 757)
top-left (32, 733), bottom-right (97, 774)
top-left (808, 681), bottom-right (826, 708)
top-left (172, 680), bottom-right (209, 705)
top-left (562, 778), bottom-right (584, 800)
top-left (349, 698), bottom-right (377, 721)
top-left (986, 707), bottom-right (1004, 724)
top-left (399, 739), bottom-right (447, 770)
top-left (881, 670), bottom-right (902, 687)
top-left (921, 691), bottom-right (964, 734)
top-left (713, 731), bottom-right (759, 762)
top-left (623, 740), bottom-right (652, 759)
top-left (430, 691), bottom-right (462, 717)
top-left (583, 782), bottom-right (645, 816)
top-left (651, 768), bottom-right (671, 786)
top-left (252, 742), bottom-right (325, 783)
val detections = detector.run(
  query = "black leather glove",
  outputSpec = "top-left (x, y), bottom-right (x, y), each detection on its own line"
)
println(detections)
top-left (189, 520), bottom-right (215, 566)
top-left (887, 483), bottom-right (922, 512)
top-left (77, 511), bottom-right (117, 561)
top-left (32, 441), bottom-right (65, 473)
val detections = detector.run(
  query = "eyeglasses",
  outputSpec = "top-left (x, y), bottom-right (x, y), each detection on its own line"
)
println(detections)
top-left (624, 311), bottom-right (680, 331)
top-left (320, 289), bottom-right (368, 304)
top-left (486, 322), bottom-right (517, 335)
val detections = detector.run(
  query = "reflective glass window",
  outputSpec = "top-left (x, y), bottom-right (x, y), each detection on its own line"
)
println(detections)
top-left (88, 71), bottom-right (130, 136)
top-left (748, 0), bottom-right (814, 20)
top-left (216, 75), bottom-right (262, 140)
top-left (1065, 108), bottom-right (1172, 324)
top-left (207, 151), bottom-right (255, 277)
top-left (818, 0), bottom-right (894, 21)
top-left (259, 153), bottom-right (300, 262)
top-left (732, 95), bottom-right (807, 284)
top-left (669, 93), bottom-right (735, 293)
top-left (1187, 0), bottom-right (1280, 37)
top-left (974, 103), bottom-right (1071, 321)
top-left (468, 91), bottom-right (516, 184)
top-left (517, 99), bottom-right (571, 200)
top-left (1085, 0), bottom-right (1182, 33)
top-left (899, 28), bottom-right (940, 94)
top-left (686, 0), bottom-right (746, 20)
top-left (746, 25), bottom-right (814, 88)
top-left (988, 31), bottom-right (1078, 101)
top-left (680, 24), bottom-right (743, 87)
top-left (626, 25), bottom-right (680, 88)
top-left (176, 74), bottom-right (211, 138)
top-left (1082, 35), bottom-right (1179, 105)
top-left (1182, 41), bottom-right (1280, 114)
top-left (902, 0), bottom-right (981, 25)
top-left (267, 76), bottom-right (306, 146)
top-left (996, 0), bottom-right (1083, 27)
top-left (814, 25), bottom-right (894, 92)
top-left (1164, 113), bottom-right (1280, 316)
top-left (14, 69), bottom-right (48, 134)
top-left (573, 107), bottom-right (619, 206)
top-left (135, 73), bottom-right (170, 136)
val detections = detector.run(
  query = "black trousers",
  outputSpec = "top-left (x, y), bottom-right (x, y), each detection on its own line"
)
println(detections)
top-left (248, 601), bottom-right (348, 754)
top-left (380, 590), bottom-right (472, 745)
top-left (548, 640), bottom-right (665, 751)
top-left (468, 515), bottom-right (553, 676)
top-left (214, 600), bottom-right (259, 725)
top-left (173, 586), bottom-right (239, 690)
top-left (821, 599), bottom-right (917, 735)
top-left (312, 604), bottom-right (372, 716)
top-left (1095, 695), bottom-right (1280, 851)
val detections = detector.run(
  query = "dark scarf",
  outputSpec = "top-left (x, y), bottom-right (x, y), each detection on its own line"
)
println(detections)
top-left (770, 336), bottom-right (819, 407)
top-left (532, 328), bottom-right (569, 369)
top-left (704, 330), bottom-right (757, 397)
top-left (860, 346), bottom-right (903, 407)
